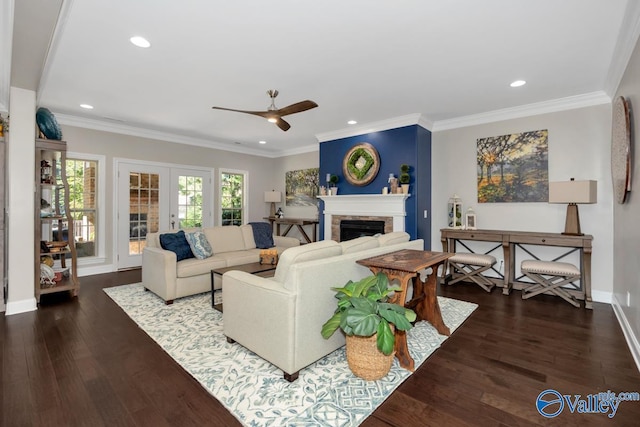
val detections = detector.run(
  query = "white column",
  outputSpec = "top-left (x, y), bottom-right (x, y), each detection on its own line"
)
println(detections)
top-left (6, 87), bottom-right (37, 314)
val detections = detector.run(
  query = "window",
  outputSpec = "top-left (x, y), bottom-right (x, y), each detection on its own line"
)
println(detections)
top-left (67, 153), bottom-right (104, 263)
top-left (178, 175), bottom-right (204, 228)
top-left (66, 158), bottom-right (98, 258)
top-left (220, 170), bottom-right (246, 226)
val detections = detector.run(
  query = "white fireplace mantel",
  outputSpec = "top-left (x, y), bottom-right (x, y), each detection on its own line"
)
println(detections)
top-left (318, 194), bottom-right (410, 240)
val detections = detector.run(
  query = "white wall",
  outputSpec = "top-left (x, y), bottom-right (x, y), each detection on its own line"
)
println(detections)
top-left (432, 104), bottom-right (614, 301)
top-left (612, 33), bottom-right (640, 366)
top-left (61, 125), bottom-right (281, 269)
top-left (271, 151), bottom-right (320, 242)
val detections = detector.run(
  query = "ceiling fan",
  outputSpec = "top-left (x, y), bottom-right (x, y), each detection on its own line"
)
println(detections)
top-left (212, 90), bottom-right (318, 131)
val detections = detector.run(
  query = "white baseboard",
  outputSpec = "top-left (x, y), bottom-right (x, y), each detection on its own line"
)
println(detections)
top-left (592, 290), bottom-right (613, 304)
top-left (612, 295), bottom-right (640, 372)
top-left (77, 264), bottom-right (116, 277)
top-left (3, 264), bottom-right (119, 316)
top-left (5, 297), bottom-right (37, 315)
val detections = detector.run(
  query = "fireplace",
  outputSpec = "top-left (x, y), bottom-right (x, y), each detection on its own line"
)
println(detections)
top-left (318, 194), bottom-right (410, 241)
top-left (339, 220), bottom-right (385, 241)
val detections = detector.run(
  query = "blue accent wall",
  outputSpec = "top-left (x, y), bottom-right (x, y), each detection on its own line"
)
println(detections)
top-left (319, 125), bottom-right (431, 247)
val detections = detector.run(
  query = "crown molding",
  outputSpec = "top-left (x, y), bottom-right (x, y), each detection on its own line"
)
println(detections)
top-left (0, 0), bottom-right (14, 113)
top-left (273, 143), bottom-right (318, 157)
top-left (55, 113), bottom-right (282, 158)
top-left (604, 0), bottom-right (640, 96)
top-left (316, 113), bottom-right (431, 143)
top-left (55, 90), bottom-right (611, 158)
top-left (431, 91), bottom-right (611, 132)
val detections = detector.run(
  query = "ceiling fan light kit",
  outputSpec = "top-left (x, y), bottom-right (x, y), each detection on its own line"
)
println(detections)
top-left (212, 90), bottom-right (318, 131)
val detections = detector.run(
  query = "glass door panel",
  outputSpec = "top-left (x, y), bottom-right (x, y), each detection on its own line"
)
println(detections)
top-left (117, 164), bottom-right (211, 270)
top-left (118, 163), bottom-right (168, 270)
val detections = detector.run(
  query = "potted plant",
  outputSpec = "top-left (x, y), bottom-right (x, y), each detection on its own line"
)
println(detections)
top-left (399, 164), bottom-right (410, 194)
top-left (321, 273), bottom-right (416, 380)
top-left (329, 174), bottom-right (339, 195)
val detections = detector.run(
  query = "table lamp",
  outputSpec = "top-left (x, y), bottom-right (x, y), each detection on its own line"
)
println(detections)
top-left (264, 190), bottom-right (281, 218)
top-left (548, 179), bottom-right (597, 235)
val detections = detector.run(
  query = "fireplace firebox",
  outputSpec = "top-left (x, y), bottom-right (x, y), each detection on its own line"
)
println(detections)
top-left (339, 220), bottom-right (385, 242)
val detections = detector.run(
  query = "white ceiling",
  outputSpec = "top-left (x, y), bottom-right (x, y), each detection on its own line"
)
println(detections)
top-left (16, 0), bottom-right (640, 156)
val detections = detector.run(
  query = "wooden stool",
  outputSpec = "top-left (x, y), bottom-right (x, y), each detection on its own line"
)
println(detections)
top-left (521, 260), bottom-right (581, 307)
top-left (447, 253), bottom-right (496, 292)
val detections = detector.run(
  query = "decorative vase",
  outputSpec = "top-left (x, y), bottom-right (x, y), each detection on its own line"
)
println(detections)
top-left (389, 178), bottom-right (399, 194)
top-left (345, 334), bottom-right (394, 381)
top-left (330, 186), bottom-right (339, 196)
top-left (401, 184), bottom-right (409, 194)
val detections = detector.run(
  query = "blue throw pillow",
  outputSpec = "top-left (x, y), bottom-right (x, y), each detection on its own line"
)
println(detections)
top-left (249, 222), bottom-right (275, 249)
top-left (159, 230), bottom-right (195, 261)
top-left (184, 231), bottom-right (213, 259)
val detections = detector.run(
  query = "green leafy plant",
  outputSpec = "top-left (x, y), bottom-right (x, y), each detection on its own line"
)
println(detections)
top-left (321, 273), bottom-right (416, 355)
top-left (399, 164), bottom-right (410, 184)
top-left (329, 174), bottom-right (339, 187)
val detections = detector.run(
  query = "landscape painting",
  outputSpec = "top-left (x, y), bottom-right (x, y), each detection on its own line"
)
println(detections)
top-left (477, 129), bottom-right (548, 203)
top-left (285, 168), bottom-right (319, 207)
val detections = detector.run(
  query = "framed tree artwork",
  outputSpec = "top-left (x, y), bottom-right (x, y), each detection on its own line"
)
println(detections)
top-left (477, 129), bottom-right (548, 203)
top-left (285, 168), bottom-right (319, 207)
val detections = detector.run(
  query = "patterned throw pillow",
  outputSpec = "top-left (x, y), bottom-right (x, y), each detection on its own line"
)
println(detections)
top-left (184, 231), bottom-right (214, 259)
top-left (159, 230), bottom-right (195, 261)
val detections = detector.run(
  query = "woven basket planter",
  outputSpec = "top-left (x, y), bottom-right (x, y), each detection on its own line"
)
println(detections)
top-left (345, 334), bottom-right (394, 381)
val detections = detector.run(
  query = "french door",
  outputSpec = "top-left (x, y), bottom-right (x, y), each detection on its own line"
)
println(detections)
top-left (116, 161), bottom-right (212, 270)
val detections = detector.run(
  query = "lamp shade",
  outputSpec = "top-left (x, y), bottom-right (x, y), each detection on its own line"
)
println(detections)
top-left (264, 191), bottom-right (281, 203)
top-left (549, 180), bottom-right (597, 204)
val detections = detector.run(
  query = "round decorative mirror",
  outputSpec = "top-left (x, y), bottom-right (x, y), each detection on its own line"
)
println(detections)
top-left (611, 96), bottom-right (631, 204)
top-left (342, 143), bottom-right (380, 186)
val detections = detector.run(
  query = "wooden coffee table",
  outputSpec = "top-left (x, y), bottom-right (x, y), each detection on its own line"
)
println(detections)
top-left (210, 262), bottom-right (277, 310)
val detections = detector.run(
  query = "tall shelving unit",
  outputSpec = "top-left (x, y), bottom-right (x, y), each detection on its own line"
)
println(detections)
top-left (35, 139), bottom-right (79, 303)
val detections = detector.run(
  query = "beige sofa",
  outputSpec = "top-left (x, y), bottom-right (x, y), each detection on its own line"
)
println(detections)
top-left (222, 232), bottom-right (424, 381)
top-left (142, 225), bottom-right (300, 304)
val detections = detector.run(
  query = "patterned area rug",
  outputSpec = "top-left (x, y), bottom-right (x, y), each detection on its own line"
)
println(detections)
top-left (104, 284), bottom-right (477, 427)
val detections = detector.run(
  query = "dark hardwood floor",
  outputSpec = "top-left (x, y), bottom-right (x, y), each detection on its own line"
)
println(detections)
top-left (2, 271), bottom-right (639, 426)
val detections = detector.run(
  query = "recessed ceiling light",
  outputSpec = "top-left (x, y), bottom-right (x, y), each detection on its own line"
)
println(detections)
top-left (347, 120), bottom-right (357, 125)
top-left (130, 36), bottom-right (151, 48)
top-left (259, 140), bottom-right (267, 144)
top-left (80, 104), bottom-right (94, 109)
top-left (510, 80), bottom-right (526, 87)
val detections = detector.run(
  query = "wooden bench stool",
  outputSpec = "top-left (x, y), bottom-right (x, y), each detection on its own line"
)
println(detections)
top-left (521, 260), bottom-right (581, 307)
top-left (447, 253), bottom-right (496, 292)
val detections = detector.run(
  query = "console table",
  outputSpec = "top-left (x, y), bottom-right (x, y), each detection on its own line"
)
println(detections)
top-left (440, 228), bottom-right (593, 309)
top-left (264, 217), bottom-right (319, 243)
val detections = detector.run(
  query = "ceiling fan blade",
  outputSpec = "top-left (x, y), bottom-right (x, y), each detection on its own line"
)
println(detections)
top-left (275, 118), bottom-right (291, 131)
top-left (211, 106), bottom-right (267, 117)
top-left (212, 92), bottom-right (314, 131)
top-left (277, 100), bottom-right (318, 117)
